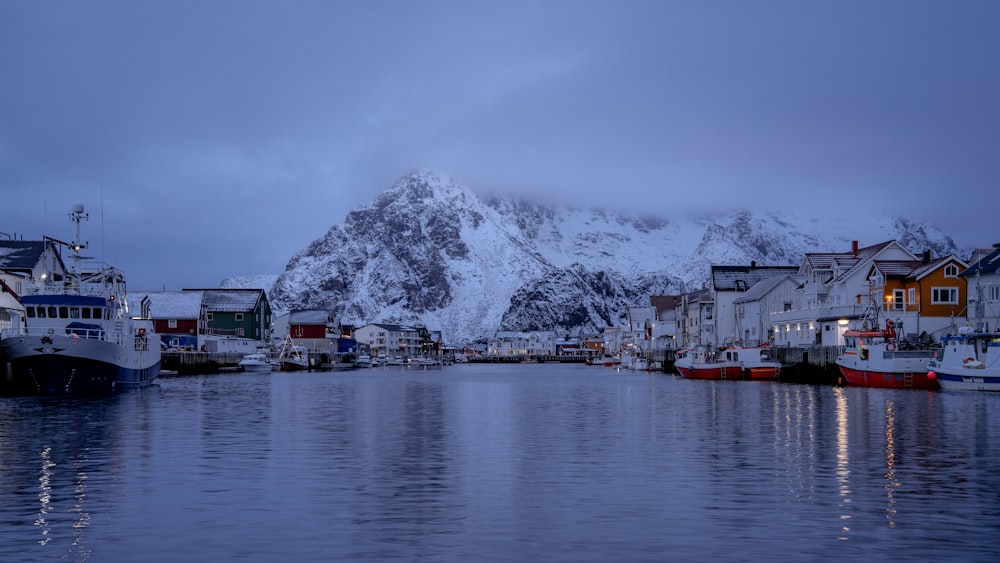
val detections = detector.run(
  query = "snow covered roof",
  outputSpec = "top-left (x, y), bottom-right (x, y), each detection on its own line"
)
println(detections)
top-left (289, 309), bottom-right (329, 324)
top-left (141, 291), bottom-right (203, 319)
top-left (803, 240), bottom-right (894, 272)
top-left (872, 256), bottom-right (966, 281)
top-left (0, 240), bottom-right (63, 271)
top-left (200, 289), bottom-right (263, 312)
top-left (962, 246), bottom-right (1000, 277)
top-left (711, 265), bottom-right (798, 292)
top-left (733, 275), bottom-right (803, 303)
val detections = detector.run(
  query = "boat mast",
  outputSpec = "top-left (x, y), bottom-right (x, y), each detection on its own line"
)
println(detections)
top-left (69, 204), bottom-right (89, 280)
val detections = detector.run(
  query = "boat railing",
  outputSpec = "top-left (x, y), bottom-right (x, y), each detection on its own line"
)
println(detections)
top-left (6, 325), bottom-right (125, 344)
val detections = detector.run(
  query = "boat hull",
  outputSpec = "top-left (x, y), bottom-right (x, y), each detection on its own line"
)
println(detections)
top-left (835, 345), bottom-right (936, 390)
top-left (2, 334), bottom-right (160, 395)
top-left (676, 364), bottom-right (743, 380)
top-left (836, 364), bottom-right (939, 390)
top-left (931, 370), bottom-right (1000, 392)
top-left (745, 367), bottom-right (781, 380)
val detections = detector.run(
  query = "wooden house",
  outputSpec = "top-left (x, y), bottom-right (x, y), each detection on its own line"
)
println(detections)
top-left (711, 264), bottom-right (799, 346)
top-left (867, 252), bottom-right (968, 342)
top-left (962, 243), bottom-right (1000, 332)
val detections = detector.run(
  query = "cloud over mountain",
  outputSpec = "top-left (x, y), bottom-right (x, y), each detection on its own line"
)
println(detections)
top-left (250, 172), bottom-right (963, 344)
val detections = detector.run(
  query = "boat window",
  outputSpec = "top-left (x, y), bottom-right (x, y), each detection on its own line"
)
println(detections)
top-left (81, 308), bottom-right (91, 319)
top-left (48, 306), bottom-right (57, 318)
top-left (70, 307), bottom-right (81, 319)
top-left (59, 306), bottom-right (69, 318)
top-left (27, 307), bottom-right (36, 318)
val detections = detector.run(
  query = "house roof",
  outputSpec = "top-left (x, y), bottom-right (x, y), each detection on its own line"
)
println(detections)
top-left (872, 256), bottom-right (967, 281)
top-left (803, 240), bottom-right (895, 272)
top-left (142, 291), bottom-right (203, 319)
top-left (289, 309), bottom-right (329, 325)
top-left (364, 322), bottom-right (419, 332)
top-left (711, 265), bottom-right (798, 292)
top-left (0, 240), bottom-right (62, 272)
top-left (733, 275), bottom-right (802, 304)
top-left (961, 246), bottom-right (1000, 277)
top-left (200, 289), bottom-right (263, 312)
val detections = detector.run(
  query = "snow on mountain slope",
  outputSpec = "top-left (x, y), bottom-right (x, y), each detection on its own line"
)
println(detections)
top-left (246, 171), bottom-right (964, 344)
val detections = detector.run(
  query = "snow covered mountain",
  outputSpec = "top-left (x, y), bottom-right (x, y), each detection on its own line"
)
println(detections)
top-left (249, 172), bottom-right (963, 344)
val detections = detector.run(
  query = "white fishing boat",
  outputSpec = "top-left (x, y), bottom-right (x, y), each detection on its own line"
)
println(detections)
top-left (0, 205), bottom-right (160, 394)
top-left (927, 327), bottom-right (1000, 391)
top-left (238, 353), bottom-right (272, 373)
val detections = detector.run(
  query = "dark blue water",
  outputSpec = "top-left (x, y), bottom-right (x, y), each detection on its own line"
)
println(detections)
top-left (1, 363), bottom-right (998, 562)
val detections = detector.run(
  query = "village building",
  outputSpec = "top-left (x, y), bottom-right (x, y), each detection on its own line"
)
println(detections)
top-left (711, 264), bottom-right (800, 347)
top-left (145, 288), bottom-right (272, 353)
top-left (649, 295), bottom-right (681, 351)
top-left (676, 288), bottom-right (713, 348)
top-left (768, 240), bottom-right (968, 347)
top-left (354, 323), bottom-right (425, 359)
top-left (864, 252), bottom-right (968, 343)
top-left (962, 243), bottom-right (1000, 333)
top-left (733, 274), bottom-right (804, 347)
top-left (487, 330), bottom-right (556, 357)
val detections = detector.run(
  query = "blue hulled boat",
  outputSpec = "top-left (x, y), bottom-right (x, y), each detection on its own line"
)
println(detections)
top-left (1, 205), bottom-right (160, 395)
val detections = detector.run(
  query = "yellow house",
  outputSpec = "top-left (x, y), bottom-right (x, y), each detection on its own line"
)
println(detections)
top-left (867, 252), bottom-right (968, 343)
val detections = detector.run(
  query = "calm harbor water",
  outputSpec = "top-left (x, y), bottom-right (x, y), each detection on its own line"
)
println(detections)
top-left (1, 363), bottom-right (998, 562)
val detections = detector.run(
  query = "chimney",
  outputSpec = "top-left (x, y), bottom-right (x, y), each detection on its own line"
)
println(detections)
top-left (851, 240), bottom-right (859, 253)
top-left (923, 249), bottom-right (930, 264)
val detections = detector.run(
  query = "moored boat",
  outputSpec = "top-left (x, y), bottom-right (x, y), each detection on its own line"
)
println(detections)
top-left (0, 205), bottom-right (160, 395)
top-left (729, 345), bottom-right (782, 380)
top-left (927, 328), bottom-right (1000, 391)
top-left (276, 336), bottom-right (309, 371)
top-left (836, 319), bottom-right (938, 390)
top-left (674, 347), bottom-right (742, 380)
top-left (238, 353), bottom-right (272, 373)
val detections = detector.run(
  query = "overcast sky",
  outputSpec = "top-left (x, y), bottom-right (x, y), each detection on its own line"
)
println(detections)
top-left (2, 1), bottom-right (998, 291)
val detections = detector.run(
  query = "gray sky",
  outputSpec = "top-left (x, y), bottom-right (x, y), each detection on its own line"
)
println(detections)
top-left (2, 0), bottom-right (998, 291)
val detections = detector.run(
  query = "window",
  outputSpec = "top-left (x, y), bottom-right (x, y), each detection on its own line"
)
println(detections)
top-left (207, 313), bottom-right (213, 321)
top-left (944, 264), bottom-right (958, 277)
top-left (82, 308), bottom-right (91, 319)
top-left (168, 319), bottom-right (177, 329)
top-left (908, 288), bottom-right (916, 304)
top-left (235, 313), bottom-right (244, 322)
top-left (70, 307), bottom-right (80, 319)
top-left (27, 307), bottom-right (36, 318)
top-left (988, 285), bottom-right (1000, 302)
top-left (59, 306), bottom-right (69, 318)
top-left (893, 289), bottom-right (904, 311)
top-left (932, 287), bottom-right (958, 305)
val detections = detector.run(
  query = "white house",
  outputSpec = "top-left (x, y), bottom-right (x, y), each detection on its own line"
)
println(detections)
top-left (732, 275), bottom-right (804, 347)
top-left (770, 240), bottom-right (917, 346)
top-left (354, 323), bottom-right (423, 359)
top-left (962, 244), bottom-right (1000, 333)
top-left (488, 331), bottom-right (556, 356)
top-left (711, 264), bottom-right (800, 347)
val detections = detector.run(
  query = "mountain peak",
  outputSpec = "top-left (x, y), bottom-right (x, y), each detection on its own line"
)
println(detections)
top-left (263, 174), bottom-right (965, 344)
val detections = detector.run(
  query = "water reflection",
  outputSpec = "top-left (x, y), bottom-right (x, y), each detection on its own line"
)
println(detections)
top-left (1, 367), bottom-right (999, 562)
top-left (883, 400), bottom-right (898, 528)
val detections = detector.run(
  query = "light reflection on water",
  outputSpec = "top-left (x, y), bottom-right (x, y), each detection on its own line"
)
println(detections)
top-left (1, 364), bottom-right (998, 562)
